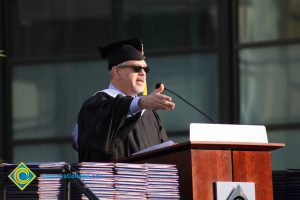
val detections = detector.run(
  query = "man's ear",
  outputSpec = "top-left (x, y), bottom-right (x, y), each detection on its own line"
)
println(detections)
top-left (111, 66), bottom-right (120, 79)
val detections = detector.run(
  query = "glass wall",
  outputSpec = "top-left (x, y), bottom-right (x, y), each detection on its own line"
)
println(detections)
top-left (268, 130), bottom-right (300, 170)
top-left (13, 144), bottom-right (77, 163)
top-left (122, 0), bottom-right (218, 48)
top-left (12, 0), bottom-right (113, 58)
top-left (12, 61), bottom-right (107, 162)
top-left (12, 61), bottom-right (108, 140)
top-left (239, 0), bottom-right (300, 169)
top-left (240, 45), bottom-right (300, 124)
top-left (147, 53), bottom-right (218, 141)
top-left (148, 54), bottom-right (218, 131)
top-left (239, 0), bottom-right (300, 42)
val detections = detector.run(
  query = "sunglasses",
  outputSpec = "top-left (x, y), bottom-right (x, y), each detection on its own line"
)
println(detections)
top-left (118, 65), bottom-right (150, 73)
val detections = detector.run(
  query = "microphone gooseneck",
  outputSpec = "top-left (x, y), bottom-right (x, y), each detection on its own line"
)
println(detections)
top-left (155, 83), bottom-right (216, 124)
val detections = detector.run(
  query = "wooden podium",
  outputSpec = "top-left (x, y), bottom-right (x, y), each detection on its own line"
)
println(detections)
top-left (120, 141), bottom-right (284, 200)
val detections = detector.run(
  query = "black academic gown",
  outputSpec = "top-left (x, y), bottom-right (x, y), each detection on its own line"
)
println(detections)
top-left (77, 92), bottom-right (168, 162)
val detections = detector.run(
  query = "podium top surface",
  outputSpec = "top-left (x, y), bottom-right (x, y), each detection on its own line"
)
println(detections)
top-left (184, 141), bottom-right (284, 150)
top-left (119, 141), bottom-right (285, 162)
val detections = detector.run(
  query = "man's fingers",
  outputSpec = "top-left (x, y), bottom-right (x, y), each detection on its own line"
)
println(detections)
top-left (156, 94), bottom-right (174, 109)
top-left (155, 99), bottom-right (175, 110)
top-left (140, 89), bottom-right (175, 110)
top-left (163, 101), bottom-right (175, 110)
top-left (159, 94), bottom-right (172, 102)
top-left (155, 83), bottom-right (164, 94)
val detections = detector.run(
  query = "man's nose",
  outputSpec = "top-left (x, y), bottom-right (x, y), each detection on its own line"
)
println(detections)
top-left (139, 69), bottom-right (146, 75)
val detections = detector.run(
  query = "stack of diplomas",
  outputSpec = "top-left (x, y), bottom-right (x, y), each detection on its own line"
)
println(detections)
top-left (71, 162), bottom-right (115, 200)
top-left (115, 163), bottom-right (148, 199)
top-left (1, 162), bottom-right (181, 199)
top-left (33, 162), bottom-right (67, 200)
top-left (146, 163), bottom-right (180, 200)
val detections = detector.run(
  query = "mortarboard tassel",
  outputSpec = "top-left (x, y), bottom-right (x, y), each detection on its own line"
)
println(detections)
top-left (141, 42), bottom-right (147, 96)
top-left (142, 81), bottom-right (147, 96)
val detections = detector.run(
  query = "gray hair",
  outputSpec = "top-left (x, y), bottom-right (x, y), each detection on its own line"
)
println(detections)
top-left (116, 61), bottom-right (129, 67)
top-left (109, 61), bottom-right (129, 80)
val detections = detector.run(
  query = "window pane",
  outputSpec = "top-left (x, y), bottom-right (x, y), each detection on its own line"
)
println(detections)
top-left (13, 144), bottom-right (77, 163)
top-left (12, 61), bottom-right (108, 140)
top-left (12, 0), bottom-right (112, 58)
top-left (13, 54), bottom-right (218, 142)
top-left (147, 53), bottom-right (218, 135)
top-left (268, 129), bottom-right (300, 170)
top-left (240, 45), bottom-right (300, 124)
top-left (122, 0), bottom-right (218, 49)
top-left (239, 0), bottom-right (300, 42)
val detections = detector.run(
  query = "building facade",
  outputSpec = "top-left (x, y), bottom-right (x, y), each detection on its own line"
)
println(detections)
top-left (0, 0), bottom-right (300, 169)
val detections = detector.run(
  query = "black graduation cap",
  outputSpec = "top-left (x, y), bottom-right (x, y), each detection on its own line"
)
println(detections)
top-left (98, 38), bottom-right (145, 70)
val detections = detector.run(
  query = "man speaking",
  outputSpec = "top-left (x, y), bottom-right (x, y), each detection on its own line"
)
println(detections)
top-left (75, 38), bottom-right (175, 162)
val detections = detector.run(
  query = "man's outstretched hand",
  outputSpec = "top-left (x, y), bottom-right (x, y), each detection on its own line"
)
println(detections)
top-left (138, 84), bottom-right (175, 110)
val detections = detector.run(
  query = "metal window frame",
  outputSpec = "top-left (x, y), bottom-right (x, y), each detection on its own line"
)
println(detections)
top-left (12, 137), bottom-right (72, 145)
top-left (0, 0), bottom-right (12, 162)
top-left (217, 0), bottom-right (240, 124)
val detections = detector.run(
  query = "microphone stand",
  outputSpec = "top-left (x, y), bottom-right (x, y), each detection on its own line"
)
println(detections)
top-left (156, 83), bottom-right (216, 124)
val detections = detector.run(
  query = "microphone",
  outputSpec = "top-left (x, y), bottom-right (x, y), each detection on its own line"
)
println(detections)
top-left (155, 83), bottom-right (216, 124)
